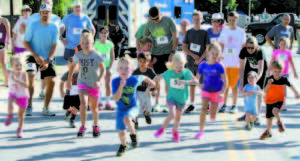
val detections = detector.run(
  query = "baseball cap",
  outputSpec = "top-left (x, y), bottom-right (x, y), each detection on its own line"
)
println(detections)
top-left (40, 4), bottom-right (52, 12)
top-left (212, 13), bottom-right (223, 20)
top-left (22, 5), bottom-right (32, 12)
top-left (149, 6), bottom-right (160, 17)
top-left (72, 1), bottom-right (82, 7)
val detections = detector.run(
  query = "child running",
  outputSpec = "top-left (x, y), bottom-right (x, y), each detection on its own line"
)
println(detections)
top-left (4, 56), bottom-right (29, 138)
top-left (154, 53), bottom-right (198, 142)
top-left (94, 27), bottom-right (115, 110)
top-left (132, 53), bottom-right (157, 127)
top-left (269, 37), bottom-right (298, 111)
top-left (260, 60), bottom-right (300, 140)
top-left (241, 71), bottom-right (262, 130)
top-left (195, 43), bottom-right (227, 139)
top-left (112, 56), bottom-right (155, 156)
top-left (60, 64), bottom-right (80, 128)
top-left (67, 32), bottom-right (106, 138)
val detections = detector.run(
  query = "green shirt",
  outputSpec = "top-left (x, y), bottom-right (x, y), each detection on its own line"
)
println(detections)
top-left (94, 40), bottom-right (114, 68)
top-left (144, 16), bottom-right (177, 56)
top-left (135, 23), bottom-right (146, 39)
top-left (162, 69), bottom-right (192, 104)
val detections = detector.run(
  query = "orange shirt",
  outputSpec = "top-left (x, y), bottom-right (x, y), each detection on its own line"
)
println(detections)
top-left (265, 76), bottom-right (290, 104)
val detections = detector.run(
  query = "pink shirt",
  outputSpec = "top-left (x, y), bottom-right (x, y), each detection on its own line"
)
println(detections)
top-left (272, 49), bottom-right (292, 75)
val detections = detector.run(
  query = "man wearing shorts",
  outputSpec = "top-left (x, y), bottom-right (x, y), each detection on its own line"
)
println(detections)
top-left (61, 1), bottom-right (95, 61)
top-left (182, 11), bottom-right (210, 113)
top-left (218, 11), bottom-right (246, 113)
top-left (144, 6), bottom-right (177, 112)
top-left (24, 4), bottom-right (59, 116)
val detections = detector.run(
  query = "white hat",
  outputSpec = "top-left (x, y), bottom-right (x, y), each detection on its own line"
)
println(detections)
top-left (72, 1), bottom-right (82, 7)
top-left (22, 5), bottom-right (32, 12)
top-left (212, 13), bottom-right (223, 20)
top-left (40, 4), bottom-right (52, 12)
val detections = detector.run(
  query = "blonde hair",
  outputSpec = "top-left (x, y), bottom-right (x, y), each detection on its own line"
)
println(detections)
top-left (207, 42), bottom-right (222, 59)
top-left (80, 32), bottom-right (94, 45)
top-left (140, 38), bottom-right (152, 47)
top-left (271, 60), bottom-right (284, 71)
top-left (246, 36), bottom-right (259, 49)
top-left (247, 71), bottom-right (258, 78)
top-left (118, 55), bottom-right (133, 67)
top-left (166, 52), bottom-right (186, 70)
top-left (10, 55), bottom-right (24, 67)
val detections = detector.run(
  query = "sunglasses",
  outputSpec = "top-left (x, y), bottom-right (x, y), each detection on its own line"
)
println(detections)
top-left (23, 9), bottom-right (31, 12)
top-left (212, 20), bottom-right (219, 23)
top-left (152, 17), bottom-right (159, 21)
top-left (246, 47), bottom-right (255, 50)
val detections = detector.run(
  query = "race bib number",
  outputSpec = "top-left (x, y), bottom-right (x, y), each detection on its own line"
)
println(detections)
top-left (0, 33), bottom-right (3, 39)
top-left (70, 85), bottom-right (78, 95)
top-left (26, 63), bottom-right (36, 71)
top-left (101, 53), bottom-right (109, 60)
top-left (278, 54), bottom-right (287, 61)
top-left (190, 43), bottom-right (201, 52)
top-left (226, 48), bottom-right (236, 55)
top-left (211, 38), bottom-right (218, 43)
top-left (81, 67), bottom-right (88, 80)
top-left (170, 79), bottom-right (184, 89)
top-left (156, 36), bottom-right (168, 45)
top-left (73, 28), bottom-right (83, 35)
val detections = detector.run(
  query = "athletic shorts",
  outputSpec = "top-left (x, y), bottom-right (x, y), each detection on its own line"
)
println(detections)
top-left (166, 99), bottom-right (185, 112)
top-left (78, 84), bottom-right (100, 98)
top-left (137, 91), bottom-right (152, 113)
top-left (0, 42), bottom-right (5, 50)
top-left (64, 48), bottom-right (76, 61)
top-left (202, 91), bottom-right (223, 103)
top-left (244, 105), bottom-right (258, 115)
top-left (266, 102), bottom-right (283, 118)
top-left (63, 95), bottom-right (80, 110)
top-left (26, 56), bottom-right (56, 79)
top-left (151, 54), bottom-right (170, 74)
top-left (225, 67), bottom-right (240, 88)
top-left (116, 106), bottom-right (139, 130)
top-left (8, 93), bottom-right (28, 108)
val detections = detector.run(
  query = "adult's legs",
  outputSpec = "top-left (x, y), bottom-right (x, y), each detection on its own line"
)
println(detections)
top-left (0, 50), bottom-right (8, 86)
top-left (43, 76), bottom-right (55, 108)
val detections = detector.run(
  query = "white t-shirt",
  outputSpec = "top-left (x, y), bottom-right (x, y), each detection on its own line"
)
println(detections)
top-left (219, 27), bottom-right (246, 68)
top-left (13, 17), bottom-right (28, 48)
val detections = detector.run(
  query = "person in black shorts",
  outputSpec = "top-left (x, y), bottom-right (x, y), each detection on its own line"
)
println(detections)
top-left (238, 36), bottom-right (268, 125)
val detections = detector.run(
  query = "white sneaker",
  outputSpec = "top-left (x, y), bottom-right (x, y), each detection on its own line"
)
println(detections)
top-left (42, 107), bottom-right (56, 116)
top-left (39, 91), bottom-right (45, 98)
top-left (152, 104), bottom-right (160, 112)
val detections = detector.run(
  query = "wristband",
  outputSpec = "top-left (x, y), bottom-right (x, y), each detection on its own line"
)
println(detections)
top-left (171, 50), bottom-right (176, 54)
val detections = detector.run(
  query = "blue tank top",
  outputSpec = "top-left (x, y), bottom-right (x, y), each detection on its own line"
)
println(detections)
top-left (207, 28), bottom-right (221, 43)
top-left (244, 84), bottom-right (259, 108)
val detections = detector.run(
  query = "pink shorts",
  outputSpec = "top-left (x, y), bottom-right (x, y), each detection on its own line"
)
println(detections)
top-left (202, 91), bottom-right (223, 103)
top-left (8, 93), bottom-right (28, 108)
top-left (77, 84), bottom-right (100, 98)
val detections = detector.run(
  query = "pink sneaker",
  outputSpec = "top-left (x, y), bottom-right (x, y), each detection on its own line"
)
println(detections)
top-left (154, 128), bottom-right (165, 138)
top-left (4, 114), bottom-right (13, 126)
top-left (172, 129), bottom-right (180, 142)
top-left (195, 130), bottom-right (204, 139)
top-left (105, 103), bottom-right (113, 110)
top-left (16, 128), bottom-right (23, 138)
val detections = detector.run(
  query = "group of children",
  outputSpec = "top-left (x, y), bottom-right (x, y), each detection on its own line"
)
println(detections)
top-left (3, 26), bottom-right (300, 156)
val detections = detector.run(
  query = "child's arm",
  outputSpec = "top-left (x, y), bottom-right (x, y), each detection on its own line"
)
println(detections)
top-left (59, 81), bottom-right (65, 98)
top-left (98, 63), bottom-right (106, 81)
top-left (289, 57), bottom-right (298, 79)
top-left (220, 73), bottom-right (227, 94)
top-left (108, 48), bottom-right (115, 72)
top-left (13, 72), bottom-right (28, 88)
top-left (113, 79), bottom-right (126, 101)
top-left (178, 75), bottom-right (199, 86)
top-left (196, 73), bottom-right (203, 89)
top-left (240, 87), bottom-right (249, 96)
top-left (264, 79), bottom-right (273, 93)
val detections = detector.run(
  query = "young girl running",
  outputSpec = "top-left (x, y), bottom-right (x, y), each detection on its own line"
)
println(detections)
top-left (67, 32), bottom-right (106, 138)
top-left (241, 71), bottom-right (262, 130)
top-left (154, 53), bottom-right (198, 142)
top-left (4, 56), bottom-right (28, 138)
top-left (195, 43), bottom-right (227, 139)
top-left (269, 37), bottom-right (298, 111)
top-left (94, 27), bottom-right (115, 110)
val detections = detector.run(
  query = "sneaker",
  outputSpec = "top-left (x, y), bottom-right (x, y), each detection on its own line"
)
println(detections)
top-left (4, 114), bottom-right (13, 126)
top-left (184, 105), bottom-right (195, 113)
top-left (218, 104), bottom-right (227, 113)
top-left (143, 112), bottom-right (152, 124)
top-left (172, 129), bottom-right (180, 142)
top-left (152, 104), bottom-right (160, 112)
top-left (254, 118), bottom-right (261, 126)
top-left (195, 130), bottom-right (204, 139)
top-left (116, 144), bottom-right (130, 157)
top-left (229, 105), bottom-right (237, 114)
top-left (245, 124), bottom-right (251, 131)
top-left (154, 128), bottom-right (165, 138)
top-left (16, 128), bottom-right (23, 138)
top-left (39, 91), bottom-right (45, 99)
top-left (87, 106), bottom-right (91, 111)
top-left (162, 107), bottom-right (168, 113)
top-left (105, 103), bottom-right (113, 110)
top-left (42, 107), bottom-right (56, 116)
top-left (93, 125), bottom-right (101, 137)
top-left (281, 104), bottom-right (287, 111)
top-left (277, 121), bottom-right (286, 133)
top-left (132, 117), bottom-right (139, 129)
top-left (98, 103), bottom-right (103, 111)
top-left (237, 114), bottom-right (246, 121)
top-left (130, 134), bottom-right (139, 148)
top-left (260, 130), bottom-right (272, 140)
top-left (77, 126), bottom-right (86, 137)
top-left (64, 111), bottom-right (71, 120)
top-left (26, 105), bottom-right (32, 116)
top-left (69, 119), bottom-right (76, 128)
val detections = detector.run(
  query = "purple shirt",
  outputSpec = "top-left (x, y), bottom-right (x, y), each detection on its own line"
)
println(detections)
top-left (198, 62), bottom-right (225, 92)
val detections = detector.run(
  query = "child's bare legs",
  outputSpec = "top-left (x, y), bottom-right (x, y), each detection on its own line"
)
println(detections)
top-left (272, 108), bottom-right (281, 122)
top-left (8, 98), bottom-right (14, 115)
top-left (200, 98), bottom-right (209, 131)
top-left (123, 116), bottom-right (135, 134)
top-left (90, 96), bottom-right (99, 125)
top-left (79, 91), bottom-right (88, 126)
top-left (161, 106), bottom-right (175, 129)
top-left (232, 87), bottom-right (238, 106)
top-left (18, 107), bottom-right (26, 129)
top-left (251, 115), bottom-right (257, 123)
top-left (257, 95), bottom-right (263, 116)
top-left (223, 87), bottom-right (229, 105)
top-left (173, 109), bottom-right (183, 131)
top-left (118, 130), bottom-right (127, 145)
top-left (266, 118), bottom-right (273, 131)
top-left (245, 112), bottom-right (251, 125)
top-left (210, 102), bottom-right (218, 120)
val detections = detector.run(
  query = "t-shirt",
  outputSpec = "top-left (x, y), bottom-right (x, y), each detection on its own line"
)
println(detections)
top-left (272, 49), bottom-right (292, 75)
top-left (73, 50), bottom-right (104, 87)
top-left (162, 69), bottom-right (192, 104)
top-left (183, 28), bottom-right (210, 66)
top-left (26, 13), bottom-right (62, 29)
top-left (112, 76), bottom-right (144, 110)
top-left (197, 62), bottom-right (225, 92)
top-left (109, 30), bottom-right (124, 45)
top-left (24, 21), bottom-right (59, 59)
top-left (178, 32), bottom-right (186, 44)
top-left (266, 24), bottom-right (294, 49)
top-left (94, 40), bottom-right (114, 68)
top-left (239, 47), bottom-right (268, 73)
top-left (61, 71), bottom-right (79, 95)
top-left (144, 16), bottom-right (177, 56)
top-left (264, 75), bottom-right (291, 104)
top-left (207, 28), bottom-right (222, 43)
top-left (135, 23), bottom-right (146, 39)
top-left (62, 13), bottom-right (94, 49)
top-left (219, 27), bottom-right (246, 68)
top-left (244, 84), bottom-right (260, 109)
top-left (13, 17), bottom-right (28, 48)
top-left (132, 68), bottom-right (156, 92)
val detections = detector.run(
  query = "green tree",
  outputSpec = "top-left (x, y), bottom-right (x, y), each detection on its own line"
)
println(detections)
top-left (227, 0), bottom-right (238, 11)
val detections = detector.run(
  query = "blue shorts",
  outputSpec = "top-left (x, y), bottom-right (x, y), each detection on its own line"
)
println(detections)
top-left (244, 105), bottom-right (258, 115)
top-left (116, 106), bottom-right (139, 130)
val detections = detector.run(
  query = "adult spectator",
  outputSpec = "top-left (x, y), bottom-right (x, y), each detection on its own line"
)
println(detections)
top-left (135, 14), bottom-right (151, 51)
top-left (207, 13), bottom-right (223, 43)
top-left (109, 25), bottom-right (125, 59)
top-left (178, 19), bottom-right (190, 51)
top-left (92, 18), bottom-right (99, 42)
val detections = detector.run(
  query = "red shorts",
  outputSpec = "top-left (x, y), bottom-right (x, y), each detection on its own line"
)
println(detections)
top-left (202, 91), bottom-right (223, 103)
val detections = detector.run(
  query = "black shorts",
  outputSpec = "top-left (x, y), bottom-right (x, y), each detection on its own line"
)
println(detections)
top-left (266, 102), bottom-right (283, 118)
top-left (152, 54), bottom-right (170, 74)
top-left (64, 48), bottom-right (76, 61)
top-left (26, 56), bottom-right (56, 79)
top-left (63, 95), bottom-right (80, 110)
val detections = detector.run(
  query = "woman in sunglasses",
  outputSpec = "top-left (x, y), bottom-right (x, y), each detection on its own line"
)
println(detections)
top-left (207, 13), bottom-right (223, 43)
top-left (238, 36), bottom-right (268, 126)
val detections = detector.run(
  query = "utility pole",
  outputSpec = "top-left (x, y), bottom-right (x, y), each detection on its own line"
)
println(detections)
top-left (220, 0), bottom-right (223, 14)
top-left (9, 0), bottom-right (14, 33)
top-left (248, 0), bottom-right (251, 16)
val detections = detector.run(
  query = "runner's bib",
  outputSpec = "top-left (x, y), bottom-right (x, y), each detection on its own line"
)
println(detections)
top-left (26, 63), bottom-right (36, 71)
top-left (225, 48), bottom-right (236, 55)
top-left (156, 36), bottom-right (168, 45)
top-left (278, 54), bottom-right (288, 61)
top-left (70, 85), bottom-right (78, 95)
top-left (190, 43), bottom-right (201, 52)
top-left (73, 28), bottom-right (83, 35)
top-left (170, 79), bottom-right (184, 89)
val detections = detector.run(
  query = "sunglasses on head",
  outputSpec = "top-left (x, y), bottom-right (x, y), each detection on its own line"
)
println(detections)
top-left (246, 47), bottom-right (255, 50)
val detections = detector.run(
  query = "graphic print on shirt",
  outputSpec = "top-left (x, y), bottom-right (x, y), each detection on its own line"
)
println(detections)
top-left (247, 57), bottom-right (258, 69)
top-left (277, 53), bottom-right (288, 63)
top-left (153, 27), bottom-right (168, 45)
top-left (79, 58), bottom-right (96, 80)
top-left (170, 76), bottom-right (185, 89)
top-left (121, 86), bottom-right (135, 105)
